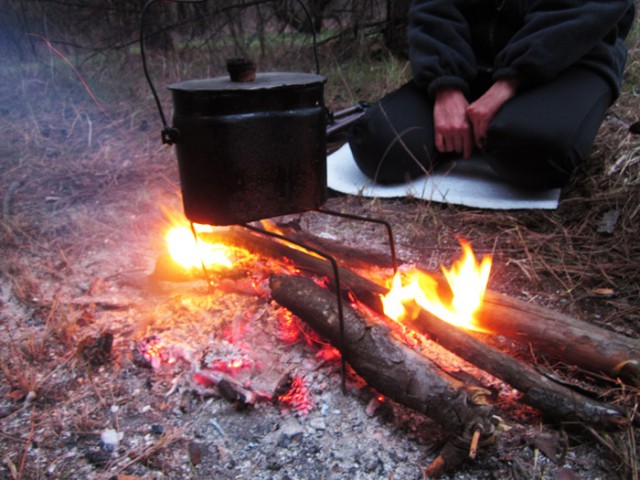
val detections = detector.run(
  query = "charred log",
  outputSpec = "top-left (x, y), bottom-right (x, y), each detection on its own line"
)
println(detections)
top-left (322, 266), bottom-right (630, 429)
top-left (404, 310), bottom-right (629, 430)
top-left (266, 225), bottom-right (640, 386)
top-left (200, 226), bottom-right (385, 308)
top-left (269, 273), bottom-right (496, 476)
top-left (324, 270), bottom-right (630, 429)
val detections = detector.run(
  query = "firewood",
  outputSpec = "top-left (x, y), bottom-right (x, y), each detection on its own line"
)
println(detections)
top-left (272, 221), bottom-right (397, 270)
top-left (202, 227), bottom-right (631, 428)
top-left (269, 273), bottom-right (496, 477)
top-left (269, 225), bottom-right (640, 386)
top-left (312, 264), bottom-right (630, 429)
top-left (323, 270), bottom-right (630, 429)
top-left (201, 226), bottom-right (385, 308)
top-left (404, 309), bottom-right (629, 430)
top-left (478, 290), bottom-right (640, 385)
top-left (276, 226), bottom-right (640, 385)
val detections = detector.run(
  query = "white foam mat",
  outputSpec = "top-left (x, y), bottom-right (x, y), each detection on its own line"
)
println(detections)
top-left (327, 143), bottom-right (560, 210)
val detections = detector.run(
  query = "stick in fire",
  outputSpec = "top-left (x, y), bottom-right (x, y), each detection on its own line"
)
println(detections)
top-left (269, 274), bottom-right (497, 477)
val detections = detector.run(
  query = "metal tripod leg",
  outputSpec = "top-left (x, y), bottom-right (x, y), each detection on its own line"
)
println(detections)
top-left (316, 208), bottom-right (398, 274)
top-left (242, 223), bottom-right (349, 394)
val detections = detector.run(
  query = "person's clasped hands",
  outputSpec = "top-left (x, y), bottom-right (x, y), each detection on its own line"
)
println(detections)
top-left (434, 78), bottom-right (520, 159)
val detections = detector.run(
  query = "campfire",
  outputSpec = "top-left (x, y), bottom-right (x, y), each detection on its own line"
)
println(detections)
top-left (145, 209), bottom-right (639, 477)
top-left (135, 25), bottom-right (639, 471)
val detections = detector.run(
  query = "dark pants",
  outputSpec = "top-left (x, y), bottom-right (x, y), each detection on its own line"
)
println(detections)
top-left (348, 66), bottom-right (613, 189)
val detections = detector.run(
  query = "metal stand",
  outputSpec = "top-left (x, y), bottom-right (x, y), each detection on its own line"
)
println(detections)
top-left (242, 223), bottom-right (349, 393)
top-left (190, 222), bottom-right (216, 293)
top-left (316, 208), bottom-right (398, 274)
top-left (189, 211), bottom-right (398, 394)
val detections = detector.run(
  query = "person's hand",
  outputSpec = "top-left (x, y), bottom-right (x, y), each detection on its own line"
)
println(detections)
top-left (466, 78), bottom-right (520, 149)
top-left (434, 88), bottom-right (473, 159)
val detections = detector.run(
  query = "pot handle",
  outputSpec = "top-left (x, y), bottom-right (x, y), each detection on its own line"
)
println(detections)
top-left (140, 0), bottom-right (321, 146)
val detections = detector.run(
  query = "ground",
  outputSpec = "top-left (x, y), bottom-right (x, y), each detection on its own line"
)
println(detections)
top-left (0, 44), bottom-right (639, 479)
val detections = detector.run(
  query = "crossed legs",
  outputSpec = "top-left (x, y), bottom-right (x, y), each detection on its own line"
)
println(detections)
top-left (348, 66), bottom-right (613, 189)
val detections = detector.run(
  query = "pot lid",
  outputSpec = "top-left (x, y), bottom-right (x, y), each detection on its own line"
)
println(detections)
top-left (169, 72), bottom-right (326, 93)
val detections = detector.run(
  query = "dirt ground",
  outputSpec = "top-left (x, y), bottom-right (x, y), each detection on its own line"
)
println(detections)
top-left (0, 45), bottom-right (639, 480)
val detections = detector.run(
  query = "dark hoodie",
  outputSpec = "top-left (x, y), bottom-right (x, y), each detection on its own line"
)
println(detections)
top-left (408, 0), bottom-right (636, 99)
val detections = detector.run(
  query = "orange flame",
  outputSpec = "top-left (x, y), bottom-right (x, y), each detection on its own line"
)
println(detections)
top-left (382, 240), bottom-right (491, 332)
top-left (165, 224), bottom-right (233, 270)
top-left (161, 206), bottom-right (237, 271)
top-left (259, 219), bottom-right (323, 259)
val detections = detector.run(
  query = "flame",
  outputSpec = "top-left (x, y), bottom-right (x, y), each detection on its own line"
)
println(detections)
top-left (382, 240), bottom-right (491, 332)
top-left (166, 224), bottom-right (233, 270)
top-left (259, 219), bottom-right (285, 236)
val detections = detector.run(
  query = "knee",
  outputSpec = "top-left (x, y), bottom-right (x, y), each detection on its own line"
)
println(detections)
top-left (484, 151), bottom-right (574, 189)
top-left (348, 117), bottom-right (434, 184)
top-left (484, 123), bottom-right (580, 189)
top-left (347, 83), bottom-right (437, 184)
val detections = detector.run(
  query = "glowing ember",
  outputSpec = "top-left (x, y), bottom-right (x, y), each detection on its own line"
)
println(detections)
top-left (276, 376), bottom-right (313, 414)
top-left (275, 308), bottom-right (327, 347)
top-left (275, 309), bottom-right (303, 344)
top-left (135, 336), bottom-right (177, 369)
top-left (382, 239), bottom-right (491, 332)
top-left (208, 357), bottom-right (255, 376)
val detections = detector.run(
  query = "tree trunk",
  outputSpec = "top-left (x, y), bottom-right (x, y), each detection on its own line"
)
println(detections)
top-left (384, 0), bottom-right (411, 58)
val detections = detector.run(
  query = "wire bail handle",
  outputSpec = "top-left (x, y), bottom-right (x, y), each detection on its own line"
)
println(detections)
top-left (139, 0), bottom-right (322, 146)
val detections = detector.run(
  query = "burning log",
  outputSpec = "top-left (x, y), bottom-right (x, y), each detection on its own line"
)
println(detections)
top-left (312, 266), bottom-right (629, 429)
top-left (269, 223), bottom-right (640, 386)
top-left (403, 309), bottom-right (629, 430)
top-left (188, 226), bottom-right (632, 428)
top-left (199, 226), bottom-right (384, 307)
top-left (478, 290), bottom-right (640, 385)
top-left (328, 271), bottom-right (630, 429)
top-left (269, 274), bottom-right (497, 477)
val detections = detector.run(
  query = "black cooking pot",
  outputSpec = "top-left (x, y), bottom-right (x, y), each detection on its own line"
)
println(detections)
top-left (140, 0), bottom-right (329, 226)
top-left (168, 68), bottom-right (327, 226)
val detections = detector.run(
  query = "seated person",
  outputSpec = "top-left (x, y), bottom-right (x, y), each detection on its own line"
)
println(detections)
top-left (348, 0), bottom-right (636, 189)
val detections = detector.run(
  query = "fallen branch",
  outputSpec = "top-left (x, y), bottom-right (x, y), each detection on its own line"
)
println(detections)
top-left (478, 290), bottom-right (640, 385)
top-left (404, 309), bottom-right (629, 430)
top-left (269, 274), bottom-right (496, 477)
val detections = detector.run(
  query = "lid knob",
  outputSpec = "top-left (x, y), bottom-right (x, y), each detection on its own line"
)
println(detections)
top-left (226, 58), bottom-right (257, 83)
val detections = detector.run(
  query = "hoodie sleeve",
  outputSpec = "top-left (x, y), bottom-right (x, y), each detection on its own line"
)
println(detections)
top-left (494, 0), bottom-right (635, 92)
top-left (408, 0), bottom-right (478, 98)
